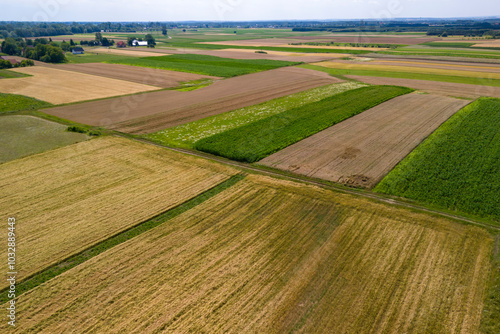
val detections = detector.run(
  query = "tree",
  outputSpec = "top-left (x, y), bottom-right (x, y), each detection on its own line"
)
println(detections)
top-left (70, 39), bottom-right (75, 46)
top-left (60, 41), bottom-right (70, 51)
top-left (127, 36), bottom-right (136, 47)
top-left (162, 27), bottom-right (168, 36)
top-left (1, 38), bottom-right (19, 55)
top-left (101, 37), bottom-right (111, 47)
top-left (145, 34), bottom-right (156, 48)
top-left (95, 32), bottom-right (103, 42)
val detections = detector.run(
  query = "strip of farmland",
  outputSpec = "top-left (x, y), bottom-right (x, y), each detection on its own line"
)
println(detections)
top-left (44, 63), bottom-right (219, 88)
top-left (144, 82), bottom-right (367, 148)
top-left (260, 93), bottom-right (469, 188)
top-left (42, 67), bottom-right (339, 133)
top-left (195, 85), bottom-right (413, 163)
top-left (375, 97), bottom-right (500, 223)
top-left (0, 137), bottom-right (237, 289)
top-left (0, 66), bottom-right (161, 104)
top-left (3, 175), bottom-right (491, 333)
top-left (347, 75), bottom-right (500, 98)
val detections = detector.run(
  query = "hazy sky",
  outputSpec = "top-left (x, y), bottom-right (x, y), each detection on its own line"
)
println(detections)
top-left (2, 0), bottom-right (499, 22)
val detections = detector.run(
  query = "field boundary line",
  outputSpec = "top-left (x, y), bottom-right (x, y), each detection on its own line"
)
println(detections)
top-left (0, 174), bottom-right (245, 305)
top-left (125, 135), bottom-right (500, 232)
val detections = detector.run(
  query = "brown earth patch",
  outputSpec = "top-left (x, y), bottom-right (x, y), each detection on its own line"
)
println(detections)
top-left (260, 93), bottom-right (469, 188)
top-left (348, 75), bottom-right (500, 98)
top-left (43, 67), bottom-right (341, 133)
top-left (44, 63), bottom-right (218, 88)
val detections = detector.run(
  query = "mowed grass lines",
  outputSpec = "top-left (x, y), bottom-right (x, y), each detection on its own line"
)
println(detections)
top-left (0, 137), bottom-right (236, 288)
top-left (376, 98), bottom-right (500, 223)
top-left (0, 92), bottom-right (51, 113)
top-left (195, 85), bottom-right (413, 162)
top-left (107, 54), bottom-right (301, 77)
top-left (0, 115), bottom-right (88, 164)
top-left (5, 175), bottom-right (492, 333)
top-left (144, 81), bottom-right (367, 148)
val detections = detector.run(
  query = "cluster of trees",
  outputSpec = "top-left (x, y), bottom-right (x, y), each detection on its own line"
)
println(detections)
top-left (0, 59), bottom-right (34, 69)
top-left (1, 37), bottom-right (66, 63)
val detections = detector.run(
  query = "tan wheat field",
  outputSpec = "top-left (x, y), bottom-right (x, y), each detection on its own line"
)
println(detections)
top-left (4, 175), bottom-right (492, 333)
top-left (0, 136), bottom-right (236, 288)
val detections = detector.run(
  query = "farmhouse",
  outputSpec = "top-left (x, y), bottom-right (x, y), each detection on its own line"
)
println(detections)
top-left (72, 47), bottom-right (84, 55)
top-left (132, 39), bottom-right (148, 46)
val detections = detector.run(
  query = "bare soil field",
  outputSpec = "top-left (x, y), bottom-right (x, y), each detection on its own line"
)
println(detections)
top-left (4, 174), bottom-right (491, 333)
top-left (43, 67), bottom-right (340, 133)
top-left (45, 63), bottom-right (218, 88)
top-left (260, 93), bottom-right (469, 188)
top-left (0, 66), bottom-right (160, 104)
top-left (348, 75), bottom-right (500, 98)
top-left (88, 47), bottom-right (171, 57)
top-left (0, 137), bottom-right (236, 289)
top-left (0, 115), bottom-right (89, 164)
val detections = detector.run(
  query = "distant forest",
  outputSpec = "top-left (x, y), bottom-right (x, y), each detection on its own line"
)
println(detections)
top-left (0, 19), bottom-right (499, 38)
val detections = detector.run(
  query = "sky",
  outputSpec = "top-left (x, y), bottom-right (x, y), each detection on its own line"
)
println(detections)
top-left (1, 0), bottom-right (499, 22)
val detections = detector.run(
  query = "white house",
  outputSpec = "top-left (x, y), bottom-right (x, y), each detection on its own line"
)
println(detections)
top-left (132, 40), bottom-right (148, 46)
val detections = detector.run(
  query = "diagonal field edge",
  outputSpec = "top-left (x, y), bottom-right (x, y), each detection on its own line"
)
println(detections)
top-left (0, 174), bottom-right (246, 304)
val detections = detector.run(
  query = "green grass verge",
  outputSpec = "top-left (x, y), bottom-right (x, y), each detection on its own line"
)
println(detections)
top-left (421, 42), bottom-right (477, 48)
top-left (375, 98), bottom-right (500, 224)
top-left (195, 85), bottom-right (413, 163)
top-left (0, 69), bottom-right (30, 79)
top-left (0, 93), bottom-right (52, 113)
top-left (0, 173), bottom-right (245, 304)
top-left (107, 54), bottom-right (301, 77)
top-left (175, 79), bottom-right (214, 92)
top-left (144, 82), bottom-right (367, 149)
top-left (300, 64), bottom-right (500, 87)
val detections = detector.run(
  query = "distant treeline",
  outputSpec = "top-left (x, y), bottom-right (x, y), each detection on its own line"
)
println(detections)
top-left (291, 21), bottom-right (500, 38)
top-left (0, 22), bottom-right (168, 38)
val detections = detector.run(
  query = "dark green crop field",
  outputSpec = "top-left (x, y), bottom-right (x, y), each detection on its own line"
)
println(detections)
top-left (107, 54), bottom-right (301, 77)
top-left (375, 98), bottom-right (500, 223)
top-left (0, 93), bottom-right (51, 113)
top-left (195, 85), bottom-right (413, 162)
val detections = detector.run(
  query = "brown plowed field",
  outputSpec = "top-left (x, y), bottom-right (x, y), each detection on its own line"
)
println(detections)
top-left (43, 67), bottom-right (341, 133)
top-left (45, 63), bottom-right (218, 88)
top-left (260, 94), bottom-right (469, 188)
top-left (4, 174), bottom-right (491, 333)
top-left (0, 136), bottom-right (237, 288)
top-left (348, 75), bottom-right (500, 98)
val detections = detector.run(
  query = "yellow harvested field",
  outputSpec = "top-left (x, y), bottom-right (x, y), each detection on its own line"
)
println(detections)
top-left (313, 60), bottom-right (500, 80)
top-left (5, 175), bottom-right (492, 333)
top-left (0, 137), bottom-right (236, 289)
top-left (0, 66), bottom-right (160, 104)
top-left (89, 47), bottom-right (171, 57)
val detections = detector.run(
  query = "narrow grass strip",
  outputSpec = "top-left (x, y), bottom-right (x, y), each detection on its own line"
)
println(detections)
top-left (0, 174), bottom-right (245, 304)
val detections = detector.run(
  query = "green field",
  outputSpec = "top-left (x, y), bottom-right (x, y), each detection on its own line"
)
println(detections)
top-left (65, 52), bottom-right (135, 64)
top-left (300, 64), bottom-right (500, 87)
top-left (375, 98), bottom-right (500, 223)
top-left (0, 93), bottom-right (51, 113)
top-left (195, 85), bottom-right (413, 162)
top-left (0, 69), bottom-right (30, 79)
top-left (144, 82), bottom-right (366, 148)
top-left (107, 54), bottom-right (301, 77)
top-left (0, 115), bottom-right (89, 164)
top-left (380, 46), bottom-right (500, 60)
